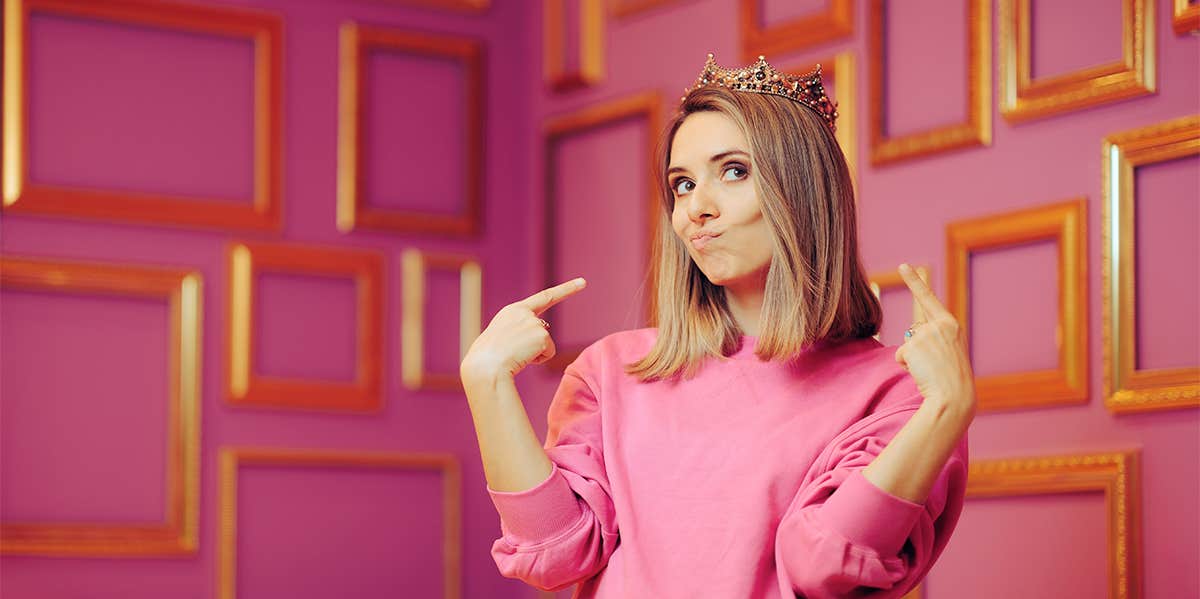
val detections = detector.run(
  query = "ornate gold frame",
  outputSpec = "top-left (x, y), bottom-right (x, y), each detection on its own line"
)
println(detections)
top-left (999, 0), bottom-right (1155, 123)
top-left (869, 265), bottom-right (931, 343)
top-left (544, 0), bottom-right (605, 91)
top-left (337, 22), bottom-right (484, 237)
top-left (226, 241), bottom-right (384, 412)
top-left (1101, 115), bottom-right (1200, 413)
top-left (946, 199), bottom-right (1088, 411)
top-left (967, 450), bottom-right (1142, 599)
top-left (1, 0), bottom-right (282, 230)
top-left (738, 0), bottom-right (853, 62)
top-left (1174, 0), bottom-right (1200, 33)
top-left (0, 255), bottom-right (201, 556)
top-left (542, 91), bottom-right (661, 370)
top-left (401, 249), bottom-right (483, 392)
top-left (218, 448), bottom-right (461, 599)
top-left (787, 52), bottom-right (858, 192)
top-left (868, 0), bottom-right (991, 166)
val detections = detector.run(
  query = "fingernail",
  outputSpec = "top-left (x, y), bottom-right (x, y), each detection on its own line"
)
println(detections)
top-left (575, 278), bottom-right (586, 288)
top-left (899, 263), bottom-right (911, 273)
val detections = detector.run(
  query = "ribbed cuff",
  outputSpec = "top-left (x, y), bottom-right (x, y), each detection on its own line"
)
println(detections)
top-left (487, 462), bottom-right (585, 545)
top-left (820, 468), bottom-right (924, 557)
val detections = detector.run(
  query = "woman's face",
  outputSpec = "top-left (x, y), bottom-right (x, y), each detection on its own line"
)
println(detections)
top-left (668, 111), bottom-right (774, 289)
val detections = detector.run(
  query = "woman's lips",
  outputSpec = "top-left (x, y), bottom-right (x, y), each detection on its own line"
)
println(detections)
top-left (691, 233), bottom-right (721, 250)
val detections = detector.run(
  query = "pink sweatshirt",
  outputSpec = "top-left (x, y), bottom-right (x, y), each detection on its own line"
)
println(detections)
top-left (486, 328), bottom-right (969, 598)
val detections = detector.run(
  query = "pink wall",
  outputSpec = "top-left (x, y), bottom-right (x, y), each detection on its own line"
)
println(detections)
top-left (1, 1), bottom-right (1197, 599)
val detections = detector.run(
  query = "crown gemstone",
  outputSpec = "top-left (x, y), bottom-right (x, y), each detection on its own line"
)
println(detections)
top-left (682, 52), bottom-right (837, 133)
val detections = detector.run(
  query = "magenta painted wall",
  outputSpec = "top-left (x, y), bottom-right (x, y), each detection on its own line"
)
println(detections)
top-left (1, 1), bottom-right (1197, 599)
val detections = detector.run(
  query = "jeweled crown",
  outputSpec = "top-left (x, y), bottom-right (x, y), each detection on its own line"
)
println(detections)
top-left (681, 53), bottom-right (838, 133)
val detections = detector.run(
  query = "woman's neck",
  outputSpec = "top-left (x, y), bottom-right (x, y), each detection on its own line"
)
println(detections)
top-left (724, 269), bottom-right (767, 337)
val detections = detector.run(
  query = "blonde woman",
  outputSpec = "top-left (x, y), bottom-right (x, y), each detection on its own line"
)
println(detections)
top-left (460, 54), bottom-right (976, 599)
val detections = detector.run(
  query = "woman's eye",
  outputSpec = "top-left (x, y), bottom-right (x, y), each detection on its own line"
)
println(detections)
top-left (673, 179), bottom-right (694, 195)
top-left (722, 165), bottom-right (747, 180)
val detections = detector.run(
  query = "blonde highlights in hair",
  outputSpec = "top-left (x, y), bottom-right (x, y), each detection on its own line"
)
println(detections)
top-left (624, 86), bottom-right (881, 382)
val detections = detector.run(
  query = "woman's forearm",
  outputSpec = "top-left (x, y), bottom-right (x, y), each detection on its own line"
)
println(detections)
top-left (860, 398), bottom-right (971, 504)
top-left (463, 369), bottom-right (555, 493)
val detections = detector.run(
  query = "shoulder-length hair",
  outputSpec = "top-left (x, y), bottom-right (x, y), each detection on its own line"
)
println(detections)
top-left (624, 85), bottom-right (881, 382)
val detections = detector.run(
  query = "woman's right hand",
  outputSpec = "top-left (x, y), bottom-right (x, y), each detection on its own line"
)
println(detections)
top-left (460, 277), bottom-right (588, 383)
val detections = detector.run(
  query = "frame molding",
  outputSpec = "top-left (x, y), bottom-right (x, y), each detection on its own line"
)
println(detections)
top-left (337, 22), bottom-right (485, 237)
top-left (218, 448), bottom-right (461, 599)
top-left (738, 0), bottom-right (853, 62)
top-left (868, 0), bottom-right (991, 166)
top-left (946, 199), bottom-right (1088, 411)
top-left (999, 0), bottom-right (1155, 123)
top-left (226, 241), bottom-right (384, 412)
top-left (0, 255), bottom-right (202, 556)
top-left (1, 0), bottom-right (282, 230)
top-left (1101, 114), bottom-right (1200, 413)
top-left (401, 248), bottom-right (482, 392)
top-left (967, 450), bottom-right (1142, 599)
top-left (1174, 0), bottom-right (1200, 33)
top-left (542, 91), bottom-right (661, 370)
top-left (544, 0), bottom-right (605, 91)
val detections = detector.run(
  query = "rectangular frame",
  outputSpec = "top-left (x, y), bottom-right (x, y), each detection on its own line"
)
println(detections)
top-left (999, 0), bottom-right (1155, 123)
top-left (946, 199), bottom-right (1088, 411)
top-left (542, 91), bottom-right (661, 370)
top-left (401, 249), bottom-right (482, 392)
top-left (0, 255), bottom-right (201, 556)
top-left (788, 52), bottom-right (858, 192)
top-left (868, 0), bottom-right (991, 166)
top-left (2, 0), bottom-right (282, 230)
top-left (337, 22), bottom-right (485, 237)
top-left (1175, 0), bottom-right (1200, 33)
top-left (218, 448), bottom-right (461, 599)
top-left (227, 241), bottom-right (384, 412)
top-left (738, 0), bottom-right (853, 62)
top-left (1101, 114), bottom-right (1200, 413)
top-left (544, 0), bottom-right (605, 91)
top-left (966, 450), bottom-right (1142, 599)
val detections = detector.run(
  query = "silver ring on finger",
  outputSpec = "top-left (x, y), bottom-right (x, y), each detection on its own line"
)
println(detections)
top-left (537, 318), bottom-right (550, 330)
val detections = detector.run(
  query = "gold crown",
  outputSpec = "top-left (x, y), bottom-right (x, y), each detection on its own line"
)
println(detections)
top-left (681, 53), bottom-right (838, 133)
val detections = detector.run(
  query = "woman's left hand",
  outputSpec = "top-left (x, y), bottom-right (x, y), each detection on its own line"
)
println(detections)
top-left (894, 263), bottom-right (977, 422)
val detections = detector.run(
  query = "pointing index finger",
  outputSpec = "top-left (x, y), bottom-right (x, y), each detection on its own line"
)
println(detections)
top-left (898, 264), bottom-right (947, 319)
top-left (521, 277), bottom-right (587, 315)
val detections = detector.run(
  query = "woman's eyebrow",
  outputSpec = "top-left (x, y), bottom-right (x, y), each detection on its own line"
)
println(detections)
top-left (666, 149), bottom-right (750, 176)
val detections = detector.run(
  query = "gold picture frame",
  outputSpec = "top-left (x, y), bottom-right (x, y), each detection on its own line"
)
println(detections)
top-left (788, 52), bottom-right (858, 192)
top-left (226, 241), bottom-right (384, 412)
top-left (868, 0), bottom-right (991, 166)
top-left (999, 0), bottom-right (1155, 123)
top-left (1174, 0), bottom-right (1200, 33)
top-left (544, 0), bottom-right (605, 91)
top-left (337, 22), bottom-right (485, 237)
top-left (0, 255), bottom-right (201, 556)
top-left (1, 0), bottom-right (282, 231)
top-left (946, 199), bottom-right (1088, 411)
top-left (1101, 114), bottom-right (1200, 413)
top-left (967, 450), bottom-right (1142, 599)
top-left (218, 448), bottom-right (461, 599)
top-left (401, 249), bottom-right (483, 392)
top-left (542, 91), bottom-right (661, 370)
top-left (738, 0), bottom-right (853, 62)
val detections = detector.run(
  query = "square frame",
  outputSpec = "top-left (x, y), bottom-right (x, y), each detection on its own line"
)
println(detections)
top-left (542, 91), bottom-right (661, 370)
top-left (226, 241), bottom-right (384, 412)
top-left (1, 0), bottom-right (282, 230)
top-left (738, 0), bottom-right (853, 62)
top-left (544, 0), bottom-right (605, 91)
top-left (0, 255), bottom-right (201, 556)
top-left (868, 0), bottom-right (992, 166)
top-left (218, 448), bottom-right (461, 599)
top-left (946, 199), bottom-right (1088, 411)
top-left (1101, 114), bottom-right (1200, 413)
top-left (400, 249), bottom-right (482, 392)
top-left (337, 22), bottom-right (485, 237)
top-left (999, 0), bottom-right (1155, 123)
top-left (966, 450), bottom-right (1142, 599)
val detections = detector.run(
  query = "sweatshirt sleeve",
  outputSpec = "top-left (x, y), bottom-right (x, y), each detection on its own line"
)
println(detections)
top-left (774, 400), bottom-right (969, 599)
top-left (485, 363), bottom-right (619, 591)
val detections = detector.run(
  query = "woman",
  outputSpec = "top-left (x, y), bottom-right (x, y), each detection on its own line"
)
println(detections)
top-left (460, 53), bottom-right (976, 598)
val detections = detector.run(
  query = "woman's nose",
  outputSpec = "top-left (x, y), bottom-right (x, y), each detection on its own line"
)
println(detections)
top-left (686, 183), bottom-right (719, 222)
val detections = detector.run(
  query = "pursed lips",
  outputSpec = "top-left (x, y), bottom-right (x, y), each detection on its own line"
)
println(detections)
top-left (691, 231), bottom-right (721, 250)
